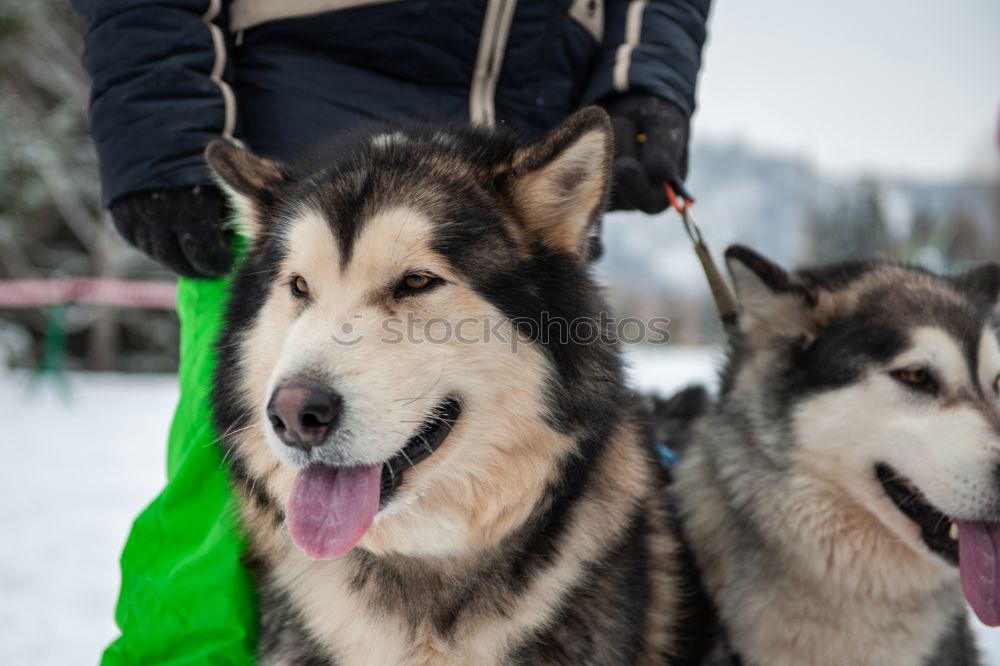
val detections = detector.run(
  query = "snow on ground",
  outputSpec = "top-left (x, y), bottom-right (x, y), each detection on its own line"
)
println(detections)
top-left (625, 344), bottom-right (723, 395)
top-left (1, 372), bottom-right (173, 665)
top-left (1, 347), bottom-right (999, 663)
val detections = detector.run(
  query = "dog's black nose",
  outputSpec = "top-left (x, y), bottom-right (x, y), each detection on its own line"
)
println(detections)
top-left (267, 386), bottom-right (342, 449)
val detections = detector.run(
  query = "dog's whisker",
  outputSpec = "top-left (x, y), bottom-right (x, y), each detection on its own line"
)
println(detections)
top-left (396, 359), bottom-right (447, 406)
top-left (208, 403), bottom-right (258, 440)
top-left (406, 432), bottom-right (437, 458)
top-left (217, 424), bottom-right (265, 471)
top-left (209, 421), bottom-right (259, 457)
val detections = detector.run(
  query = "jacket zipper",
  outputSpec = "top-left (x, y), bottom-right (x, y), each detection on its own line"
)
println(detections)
top-left (470, 0), bottom-right (517, 126)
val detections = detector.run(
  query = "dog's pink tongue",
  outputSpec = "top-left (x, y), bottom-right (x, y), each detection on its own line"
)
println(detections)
top-left (287, 464), bottom-right (381, 560)
top-left (959, 521), bottom-right (1000, 626)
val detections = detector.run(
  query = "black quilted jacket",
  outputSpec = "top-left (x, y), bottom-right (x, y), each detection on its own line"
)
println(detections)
top-left (71, 0), bottom-right (711, 207)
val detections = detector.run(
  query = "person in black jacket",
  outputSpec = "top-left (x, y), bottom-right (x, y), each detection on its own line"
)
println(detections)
top-left (74, 0), bottom-right (710, 276)
top-left (70, 1), bottom-right (711, 662)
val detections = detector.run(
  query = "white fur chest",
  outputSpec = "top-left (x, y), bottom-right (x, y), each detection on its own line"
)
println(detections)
top-left (721, 577), bottom-right (957, 666)
top-left (676, 447), bottom-right (965, 666)
top-left (270, 553), bottom-right (412, 666)
top-left (268, 548), bottom-right (559, 666)
top-left (271, 555), bottom-right (511, 666)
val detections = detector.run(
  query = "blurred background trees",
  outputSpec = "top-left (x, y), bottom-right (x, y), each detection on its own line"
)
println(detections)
top-left (809, 179), bottom-right (891, 261)
top-left (1, 0), bottom-right (997, 366)
top-left (600, 145), bottom-right (999, 344)
top-left (0, 0), bottom-right (178, 371)
top-left (806, 178), bottom-right (999, 268)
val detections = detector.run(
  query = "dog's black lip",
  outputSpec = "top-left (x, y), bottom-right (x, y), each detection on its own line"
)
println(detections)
top-left (875, 463), bottom-right (958, 565)
top-left (379, 396), bottom-right (462, 506)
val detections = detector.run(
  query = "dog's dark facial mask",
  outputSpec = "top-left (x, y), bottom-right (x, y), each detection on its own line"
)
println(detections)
top-left (205, 109), bottom-right (613, 560)
top-left (725, 246), bottom-right (1000, 625)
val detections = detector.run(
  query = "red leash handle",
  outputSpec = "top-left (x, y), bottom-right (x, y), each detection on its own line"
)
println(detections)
top-left (663, 182), bottom-right (694, 215)
top-left (662, 182), bottom-right (703, 245)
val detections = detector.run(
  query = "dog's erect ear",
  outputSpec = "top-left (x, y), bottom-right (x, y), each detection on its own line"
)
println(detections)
top-left (725, 245), bottom-right (817, 339)
top-left (205, 139), bottom-right (291, 239)
top-left (954, 263), bottom-right (1000, 312)
top-left (507, 106), bottom-right (612, 259)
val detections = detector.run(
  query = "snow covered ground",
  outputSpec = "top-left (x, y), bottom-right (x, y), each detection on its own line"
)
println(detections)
top-left (2, 372), bottom-right (173, 665)
top-left (2, 347), bottom-right (999, 663)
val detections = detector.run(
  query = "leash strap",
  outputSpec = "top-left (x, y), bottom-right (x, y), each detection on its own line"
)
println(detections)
top-left (663, 183), bottom-right (741, 344)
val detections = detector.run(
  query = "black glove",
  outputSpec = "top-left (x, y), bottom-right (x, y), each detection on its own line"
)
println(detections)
top-left (109, 185), bottom-right (234, 278)
top-left (604, 93), bottom-right (690, 214)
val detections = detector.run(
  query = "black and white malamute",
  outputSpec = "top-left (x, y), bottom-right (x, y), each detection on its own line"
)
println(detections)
top-left (204, 109), bottom-right (702, 665)
top-left (670, 246), bottom-right (1000, 665)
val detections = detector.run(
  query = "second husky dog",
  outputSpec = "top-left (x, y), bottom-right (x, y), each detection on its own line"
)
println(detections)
top-left (203, 108), bottom-right (704, 665)
top-left (671, 246), bottom-right (1000, 665)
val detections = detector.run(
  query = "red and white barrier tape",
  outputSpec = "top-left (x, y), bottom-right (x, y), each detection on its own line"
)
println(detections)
top-left (0, 278), bottom-right (177, 310)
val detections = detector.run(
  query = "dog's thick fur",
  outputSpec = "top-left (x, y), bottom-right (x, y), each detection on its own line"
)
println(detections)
top-left (670, 246), bottom-right (1000, 665)
top-left (205, 109), bottom-right (698, 665)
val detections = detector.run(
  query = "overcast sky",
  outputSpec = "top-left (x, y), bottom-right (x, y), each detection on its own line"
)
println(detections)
top-left (692, 0), bottom-right (999, 180)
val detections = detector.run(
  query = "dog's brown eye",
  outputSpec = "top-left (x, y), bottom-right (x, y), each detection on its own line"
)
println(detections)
top-left (891, 366), bottom-right (937, 394)
top-left (395, 272), bottom-right (443, 297)
top-left (404, 274), bottom-right (430, 289)
top-left (290, 274), bottom-right (310, 298)
top-left (993, 374), bottom-right (1000, 397)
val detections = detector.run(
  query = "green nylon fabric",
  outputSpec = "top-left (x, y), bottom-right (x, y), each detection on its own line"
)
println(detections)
top-left (101, 276), bottom-right (257, 665)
